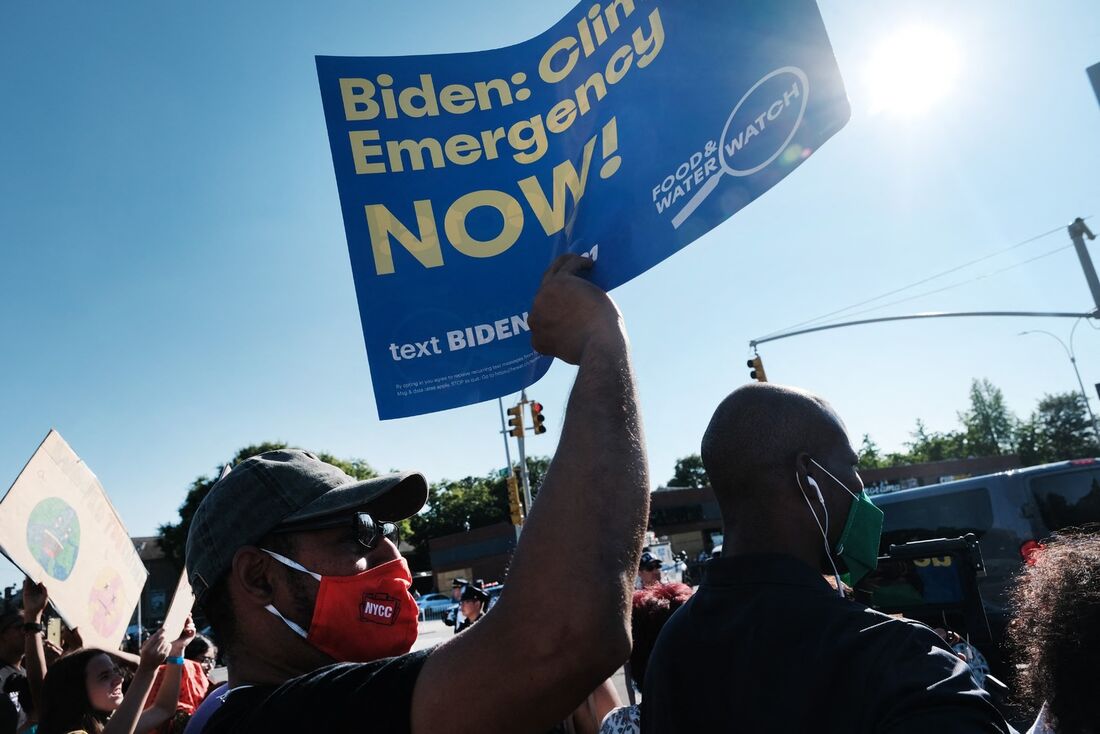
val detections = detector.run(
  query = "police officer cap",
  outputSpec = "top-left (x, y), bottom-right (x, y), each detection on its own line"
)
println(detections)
top-left (460, 583), bottom-right (490, 603)
top-left (452, 577), bottom-right (468, 588)
top-left (639, 551), bottom-right (662, 570)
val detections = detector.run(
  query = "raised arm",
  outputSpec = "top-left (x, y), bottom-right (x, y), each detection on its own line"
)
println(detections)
top-left (135, 616), bottom-right (195, 733)
top-left (21, 579), bottom-right (49, 720)
top-left (412, 255), bottom-right (650, 733)
top-left (103, 628), bottom-right (169, 734)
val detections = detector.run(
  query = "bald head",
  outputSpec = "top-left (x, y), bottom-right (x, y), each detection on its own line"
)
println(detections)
top-left (702, 383), bottom-right (851, 505)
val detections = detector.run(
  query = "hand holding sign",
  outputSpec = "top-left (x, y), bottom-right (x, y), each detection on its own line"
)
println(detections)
top-left (139, 628), bottom-right (171, 672)
top-left (530, 255), bottom-right (624, 365)
top-left (169, 615), bottom-right (197, 657)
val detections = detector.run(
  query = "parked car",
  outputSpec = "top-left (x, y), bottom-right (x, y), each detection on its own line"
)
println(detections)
top-left (416, 592), bottom-right (457, 621)
top-left (484, 582), bottom-right (503, 610)
top-left (871, 458), bottom-right (1100, 651)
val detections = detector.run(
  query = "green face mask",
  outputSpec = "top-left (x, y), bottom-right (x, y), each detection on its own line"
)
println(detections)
top-left (809, 459), bottom-right (884, 587)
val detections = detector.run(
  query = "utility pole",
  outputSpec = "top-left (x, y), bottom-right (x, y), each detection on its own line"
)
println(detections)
top-left (516, 390), bottom-right (533, 512)
top-left (496, 397), bottom-right (514, 480)
top-left (1068, 218), bottom-right (1100, 314)
top-left (498, 398), bottom-right (524, 535)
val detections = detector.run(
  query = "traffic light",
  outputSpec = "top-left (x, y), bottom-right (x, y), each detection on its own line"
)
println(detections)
top-left (506, 404), bottom-right (524, 437)
top-left (507, 473), bottom-right (525, 525)
top-left (530, 401), bottom-right (547, 434)
top-left (747, 355), bottom-right (767, 382)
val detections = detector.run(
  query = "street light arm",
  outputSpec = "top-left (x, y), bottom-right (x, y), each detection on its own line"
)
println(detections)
top-left (1020, 325), bottom-right (1100, 442)
top-left (1019, 330), bottom-right (1073, 361)
top-left (1069, 316), bottom-right (1086, 359)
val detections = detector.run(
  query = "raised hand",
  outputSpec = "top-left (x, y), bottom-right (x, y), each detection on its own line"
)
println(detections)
top-left (169, 615), bottom-right (197, 656)
top-left (138, 628), bottom-right (170, 671)
top-left (529, 254), bottom-right (625, 366)
top-left (21, 578), bottom-right (48, 620)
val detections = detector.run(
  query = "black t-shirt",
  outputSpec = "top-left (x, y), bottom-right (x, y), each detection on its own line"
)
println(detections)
top-left (203, 649), bottom-right (430, 733)
top-left (641, 554), bottom-right (1010, 734)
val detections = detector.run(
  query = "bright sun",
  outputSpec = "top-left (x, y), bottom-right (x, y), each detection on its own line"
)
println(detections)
top-left (866, 25), bottom-right (961, 118)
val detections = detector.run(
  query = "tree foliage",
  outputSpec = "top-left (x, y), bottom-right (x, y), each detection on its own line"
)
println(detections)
top-left (904, 419), bottom-right (969, 464)
top-left (1017, 393), bottom-right (1100, 466)
top-left (666, 454), bottom-right (709, 488)
top-left (857, 435), bottom-right (886, 469)
top-left (958, 378), bottom-right (1016, 456)
top-left (158, 442), bottom-right (377, 570)
top-left (684, 380), bottom-right (1100, 480)
top-left (405, 457), bottom-right (549, 568)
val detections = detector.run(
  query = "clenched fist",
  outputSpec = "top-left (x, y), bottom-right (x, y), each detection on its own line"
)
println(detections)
top-left (529, 255), bottom-right (625, 365)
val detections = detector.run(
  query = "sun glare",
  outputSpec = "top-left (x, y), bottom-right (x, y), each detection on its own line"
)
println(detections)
top-left (866, 25), bottom-right (961, 118)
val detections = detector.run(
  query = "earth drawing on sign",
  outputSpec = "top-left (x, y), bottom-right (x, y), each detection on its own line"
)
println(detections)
top-left (89, 568), bottom-right (126, 638)
top-left (26, 497), bottom-right (81, 581)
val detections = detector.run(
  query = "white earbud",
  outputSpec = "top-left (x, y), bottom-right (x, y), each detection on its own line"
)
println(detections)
top-left (806, 475), bottom-right (825, 504)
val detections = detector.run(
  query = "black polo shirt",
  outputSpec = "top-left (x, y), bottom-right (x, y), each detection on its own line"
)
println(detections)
top-left (641, 554), bottom-right (1009, 734)
top-left (203, 650), bottom-right (429, 733)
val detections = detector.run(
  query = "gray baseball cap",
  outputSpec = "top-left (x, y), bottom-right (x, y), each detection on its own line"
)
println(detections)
top-left (185, 449), bottom-right (427, 603)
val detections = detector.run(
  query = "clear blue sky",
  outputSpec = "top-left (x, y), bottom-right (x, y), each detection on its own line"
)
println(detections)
top-left (2, 1), bottom-right (1099, 587)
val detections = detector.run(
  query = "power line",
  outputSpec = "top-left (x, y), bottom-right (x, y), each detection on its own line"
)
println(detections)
top-left (801, 242), bottom-right (1074, 325)
top-left (755, 222), bottom-right (1080, 340)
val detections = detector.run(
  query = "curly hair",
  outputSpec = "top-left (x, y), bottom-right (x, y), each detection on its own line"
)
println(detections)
top-left (629, 582), bottom-right (694, 689)
top-left (1007, 532), bottom-right (1100, 734)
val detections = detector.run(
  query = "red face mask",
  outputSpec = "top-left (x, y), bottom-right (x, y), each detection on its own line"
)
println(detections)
top-left (262, 550), bottom-right (419, 662)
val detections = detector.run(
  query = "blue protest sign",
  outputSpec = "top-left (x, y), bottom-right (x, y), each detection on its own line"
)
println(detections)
top-left (317, 0), bottom-right (849, 419)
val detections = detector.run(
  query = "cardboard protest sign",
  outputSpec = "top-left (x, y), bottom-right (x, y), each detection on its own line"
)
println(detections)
top-left (160, 570), bottom-right (194, 642)
top-left (0, 431), bottom-right (146, 651)
top-left (317, 0), bottom-right (850, 418)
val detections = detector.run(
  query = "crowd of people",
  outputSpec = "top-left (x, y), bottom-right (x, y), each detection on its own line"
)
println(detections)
top-left (0, 576), bottom-right (218, 734)
top-left (4, 256), bottom-right (1098, 733)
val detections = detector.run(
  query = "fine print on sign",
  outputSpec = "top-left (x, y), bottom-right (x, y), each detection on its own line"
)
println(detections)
top-left (0, 430), bottom-right (146, 651)
top-left (317, 0), bottom-right (850, 419)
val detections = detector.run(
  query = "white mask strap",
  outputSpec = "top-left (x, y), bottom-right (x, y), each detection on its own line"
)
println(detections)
top-left (261, 548), bottom-right (322, 582)
top-left (259, 549), bottom-right (318, 638)
top-left (809, 458), bottom-right (858, 499)
top-left (263, 604), bottom-right (309, 639)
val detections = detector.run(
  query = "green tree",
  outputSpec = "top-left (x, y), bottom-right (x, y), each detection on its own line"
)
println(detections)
top-left (158, 442), bottom-right (377, 570)
top-left (1017, 392), bottom-right (1100, 465)
top-left (857, 435), bottom-right (887, 470)
top-left (905, 420), bottom-right (969, 463)
top-left (667, 454), bottom-right (709, 488)
top-left (958, 378), bottom-right (1017, 456)
top-left (405, 456), bottom-right (550, 569)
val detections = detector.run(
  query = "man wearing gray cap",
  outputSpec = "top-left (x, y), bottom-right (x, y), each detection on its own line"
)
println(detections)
top-left (186, 255), bottom-right (650, 733)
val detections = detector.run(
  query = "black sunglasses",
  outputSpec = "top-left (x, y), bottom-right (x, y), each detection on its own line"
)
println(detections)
top-left (272, 511), bottom-right (399, 550)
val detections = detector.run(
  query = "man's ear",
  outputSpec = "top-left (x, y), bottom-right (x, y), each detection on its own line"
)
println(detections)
top-left (794, 452), bottom-right (815, 497)
top-left (231, 547), bottom-right (277, 606)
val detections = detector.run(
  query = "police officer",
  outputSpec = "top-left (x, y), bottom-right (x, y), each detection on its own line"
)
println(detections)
top-left (454, 583), bottom-right (490, 634)
top-left (443, 578), bottom-right (467, 628)
top-left (638, 551), bottom-right (662, 588)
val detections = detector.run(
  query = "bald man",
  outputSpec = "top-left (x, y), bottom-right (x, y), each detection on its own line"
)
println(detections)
top-left (642, 384), bottom-right (1009, 734)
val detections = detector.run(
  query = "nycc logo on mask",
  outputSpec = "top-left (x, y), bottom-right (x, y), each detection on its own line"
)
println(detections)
top-left (360, 592), bottom-right (400, 625)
